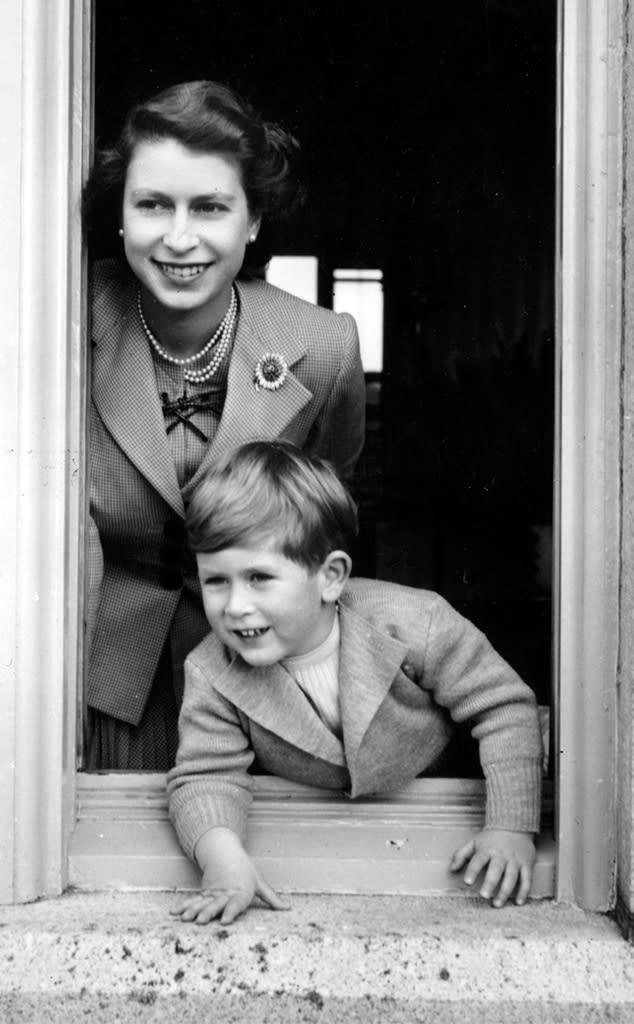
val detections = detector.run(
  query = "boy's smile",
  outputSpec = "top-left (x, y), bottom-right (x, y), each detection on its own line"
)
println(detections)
top-left (197, 543), bottom-right (341, 667)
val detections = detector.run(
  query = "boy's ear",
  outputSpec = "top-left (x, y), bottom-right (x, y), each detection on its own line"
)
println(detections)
top-left (319, 550), bottom-right (352, 603)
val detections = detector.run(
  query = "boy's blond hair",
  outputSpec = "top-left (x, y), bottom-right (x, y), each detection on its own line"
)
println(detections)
top-left (187, 441), bottom-right (358, 570)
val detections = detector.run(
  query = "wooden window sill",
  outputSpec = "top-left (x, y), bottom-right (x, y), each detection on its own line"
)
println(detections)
top-left (69, 774), bottom-right (555, 896)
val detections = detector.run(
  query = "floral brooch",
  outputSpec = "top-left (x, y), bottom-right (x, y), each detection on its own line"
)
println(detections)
top-left (254, 352), bottom-right (289, 392)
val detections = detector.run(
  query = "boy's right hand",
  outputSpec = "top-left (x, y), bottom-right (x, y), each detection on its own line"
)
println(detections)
top-left (170, 826), bottom-right (290, 925)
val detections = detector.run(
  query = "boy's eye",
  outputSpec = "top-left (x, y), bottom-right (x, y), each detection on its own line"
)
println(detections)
top-left (249, 572), bottom-right (272, 584)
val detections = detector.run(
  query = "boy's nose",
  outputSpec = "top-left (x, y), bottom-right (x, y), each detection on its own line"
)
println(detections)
top-left (224, 583), bottom-right (254, 618)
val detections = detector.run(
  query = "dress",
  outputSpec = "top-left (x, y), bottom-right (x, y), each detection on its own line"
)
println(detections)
top-left (85, 259), bottom-right (366, 769)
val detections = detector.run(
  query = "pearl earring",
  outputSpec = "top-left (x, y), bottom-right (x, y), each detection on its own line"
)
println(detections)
top-left (118, 228), bottom-right (124, 237)
top-left (249, 233), bottom-right (257, 243)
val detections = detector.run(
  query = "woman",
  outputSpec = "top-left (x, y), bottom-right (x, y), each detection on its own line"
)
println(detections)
top-left (83, 80), bottom-right (365, 770)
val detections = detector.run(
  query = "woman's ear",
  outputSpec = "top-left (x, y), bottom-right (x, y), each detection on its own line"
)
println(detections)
top-left (319, 550), bottom-right (352, 603)
top-left (247, 215), bottom-right (262, 243)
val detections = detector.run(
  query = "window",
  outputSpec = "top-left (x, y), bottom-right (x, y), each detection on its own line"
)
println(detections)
top-left (77, 0), bottom-right (558, 893)
top-left (333, 269), bottom-right (384, 373)
top-left (266, 256), bottom-right (319, 306)
top-left (0, 0), bottom-right (621, 912)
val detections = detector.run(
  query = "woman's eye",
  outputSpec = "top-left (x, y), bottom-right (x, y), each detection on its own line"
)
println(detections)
top-left (195, 201), bottom-right (226, 216)
top-left (136, 198), bottom-right (168, 212)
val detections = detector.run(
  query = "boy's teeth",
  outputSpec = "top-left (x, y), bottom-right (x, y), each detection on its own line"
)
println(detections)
top-left (238, 628), bottom-right (266, 637)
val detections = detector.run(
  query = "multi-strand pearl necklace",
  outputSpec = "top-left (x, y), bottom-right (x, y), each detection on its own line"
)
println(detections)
top-left (136, 287), bottom-right (238, 385)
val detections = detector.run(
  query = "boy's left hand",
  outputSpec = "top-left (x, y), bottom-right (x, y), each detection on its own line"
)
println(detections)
top-left (450, 828), bottom-right (536, 907)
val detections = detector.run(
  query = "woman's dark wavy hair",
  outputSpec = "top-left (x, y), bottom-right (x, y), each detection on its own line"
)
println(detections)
top-left (82, 80), bottom-right (305, 276)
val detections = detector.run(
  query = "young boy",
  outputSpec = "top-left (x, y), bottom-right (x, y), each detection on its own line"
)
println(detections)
top-left (167, 441), bottom-right (542, 925)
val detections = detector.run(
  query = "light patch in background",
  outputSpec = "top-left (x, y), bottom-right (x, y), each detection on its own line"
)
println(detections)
top-left (266, 256), bottom-right (319, 305)
top-left (333, 269), bottom-right (384, 373)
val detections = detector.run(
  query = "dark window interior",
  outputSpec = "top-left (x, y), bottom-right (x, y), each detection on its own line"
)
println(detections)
top-left (94, 0), bottom-right (556, 772)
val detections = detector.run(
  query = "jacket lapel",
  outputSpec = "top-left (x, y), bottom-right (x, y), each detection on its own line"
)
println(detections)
top-left (213, 654), bottom-right (346, 767)
top-left (337, 602), bottom-right (410, 791)
top-left (91, 292), bottom-right (184, 516)
top-left (207, 599), bottom-right (411, 785)
top-left (184, 280), bottom-right (313, 492)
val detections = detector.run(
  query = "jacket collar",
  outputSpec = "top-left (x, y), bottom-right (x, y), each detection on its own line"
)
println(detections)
top-left (91, 281), bottom-right (184, 516)
top-left (337, 601), bottom-right (409, 787)
top-left (212, 654), bottom-right (347, 767)
top-left (92, 279), bottom-right (313, 513)
top-left (183, 279), bottom-right (312, 497)
top-left (210, 600), bottom-right (410, 792)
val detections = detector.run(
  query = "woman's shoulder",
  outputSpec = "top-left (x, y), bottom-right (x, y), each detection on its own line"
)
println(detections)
top-left (90, 258), bottom-right (135, 340)
top-left (237, 278), bottom-right (357, 343)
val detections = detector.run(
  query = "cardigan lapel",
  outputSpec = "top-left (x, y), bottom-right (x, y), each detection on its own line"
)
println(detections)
top-left (337, 602), bottom-right (410, 791)
top-left (213, 654), bottom-right (346, 767)
top-left (184, 280), bottom-right (313, 493)
top-left (91, 292), bottom-right (184, 516)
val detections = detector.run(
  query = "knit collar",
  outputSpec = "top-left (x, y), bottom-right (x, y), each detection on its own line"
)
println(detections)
top-left (281, 610), bottom-right (340, 673)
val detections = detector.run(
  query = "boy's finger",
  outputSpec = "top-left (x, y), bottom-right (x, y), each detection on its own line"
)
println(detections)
top-left (175, 896), bottom-right (212, 920)
top-left (170, 892), bottom-right (211, 915)
top-left (492, 863), bottom-right (519, 908)
top-left (478, 857), bottom-right (505, 899)
top-left (256, 878), bottom-right (291, 911)
top-left (450, 840), bottom-right (475, 872)
top-left (514, 863), bottom-right (533, 906)
top-left (170, 900), bottom-right (190, 916)
top-left (193, 900), bottom-right (226, 925)
top-left (220, 893), bottom-right (250, 925)
top-left (463, 850), bottom-right (490, 886)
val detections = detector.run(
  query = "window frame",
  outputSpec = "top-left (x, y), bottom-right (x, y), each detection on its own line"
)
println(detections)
top-left (0, 0), bottom-right (622, 910)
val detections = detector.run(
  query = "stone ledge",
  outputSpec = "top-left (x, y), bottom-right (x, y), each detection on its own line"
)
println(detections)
top-left (1, 892), bottom-right (634, 1023)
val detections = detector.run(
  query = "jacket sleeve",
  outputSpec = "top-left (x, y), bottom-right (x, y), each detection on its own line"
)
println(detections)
top-left (306, 312), bottom-right (366, 482)
top-left (419, 595), bottom-right (543, 833)
top-left (167, 659), bottom-right (255, 859)
top-left (85, 512), bottom-right (104, 655)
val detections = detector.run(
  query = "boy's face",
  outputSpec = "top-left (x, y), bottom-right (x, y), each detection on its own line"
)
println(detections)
top-left (197, 541), bottom-right (342, 667)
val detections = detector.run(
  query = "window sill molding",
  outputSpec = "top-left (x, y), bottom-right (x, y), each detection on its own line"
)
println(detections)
top-left (69, 774), bottom-right (555, 896)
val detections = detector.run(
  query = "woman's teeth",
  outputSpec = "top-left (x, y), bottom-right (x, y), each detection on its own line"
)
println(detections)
top-left (158, 263), bottom-right (208, 279)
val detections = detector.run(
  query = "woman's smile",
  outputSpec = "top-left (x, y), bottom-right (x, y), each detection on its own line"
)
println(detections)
top-left (153, 260), bottom-right (212, 281)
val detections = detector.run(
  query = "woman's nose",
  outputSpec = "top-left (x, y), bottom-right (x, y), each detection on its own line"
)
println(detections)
top-left (162, 216), bottom-right (199, 252)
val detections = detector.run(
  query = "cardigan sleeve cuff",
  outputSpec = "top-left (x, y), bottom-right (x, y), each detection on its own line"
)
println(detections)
top-left (483, 758), bottom-right (542, 833)
top-left (168, 784), bottom-right (252, 861)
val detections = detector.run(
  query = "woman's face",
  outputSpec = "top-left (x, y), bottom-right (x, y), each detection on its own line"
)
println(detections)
top-left (122, 137), bottom-right (259, 319)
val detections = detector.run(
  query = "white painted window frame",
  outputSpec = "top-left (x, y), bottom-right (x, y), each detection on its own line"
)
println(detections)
top-left (0, 0), bottom-right (621, 909)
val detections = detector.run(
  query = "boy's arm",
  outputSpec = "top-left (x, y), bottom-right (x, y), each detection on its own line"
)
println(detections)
top-left (420, 594), bottom-right (543, 834)
top-left (167, 659), bottom-right (255, 858)
top-left (167, 659), bottom-right (288, 922)
top-left (419, 595), bottom-right (543, 905)
top-left (170, 826), bottom-right (289, 924)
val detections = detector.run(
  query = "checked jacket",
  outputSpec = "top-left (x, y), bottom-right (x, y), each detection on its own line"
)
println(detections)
top-left (86, 259), bottom-right (366, 725)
